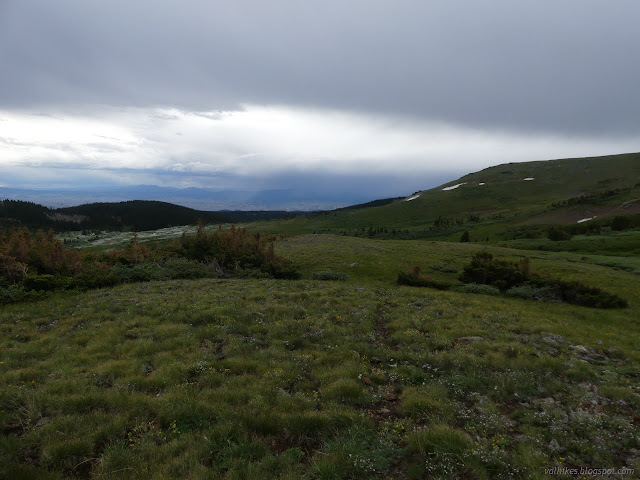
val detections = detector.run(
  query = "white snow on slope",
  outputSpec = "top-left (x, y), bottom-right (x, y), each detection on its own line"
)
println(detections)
top-left (577, 216), bottom-right (597, 223)
top-left (442, 182), bottom-right (466, 191)
top-left (523, 177), bottom-right (534, 181)
top-left (405, 194), bottom-right (421, 201)
top-left (478, 182), bottom-right (486, 186)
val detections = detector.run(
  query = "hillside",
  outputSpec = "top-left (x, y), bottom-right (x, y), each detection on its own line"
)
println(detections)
top-left (2, 153), bottom-right (639, 478)
top-left (0, 199), bottom-right (298, 232)
top-left (251, 152), bottom-right (640, 242)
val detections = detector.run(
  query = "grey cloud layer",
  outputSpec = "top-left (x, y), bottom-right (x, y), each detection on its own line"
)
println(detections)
top-left (2, 0), bottom-right (640, 135)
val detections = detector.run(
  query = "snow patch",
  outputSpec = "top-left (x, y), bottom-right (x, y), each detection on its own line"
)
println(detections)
top-left (442, 182), bottom-right (466, 191)
top-left (523, 177), bottom-right (534, 181)
top-left (405, 194), bottom-right (421, 201)
top-left (478, 182), bottom-right (486, 186)
top-left (577, 216), bottom-right (597, 224)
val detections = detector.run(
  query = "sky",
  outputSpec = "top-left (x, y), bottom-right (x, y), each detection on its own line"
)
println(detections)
top-left (1, 1), bottom-right (639, 207)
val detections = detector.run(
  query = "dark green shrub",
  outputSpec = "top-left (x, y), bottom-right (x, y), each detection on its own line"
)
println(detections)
top-left (547, 227), bottom-right (572, 241)
top-left (0, 284), bottom-right (43, 304)
top-left (460, 251), bottom-right (627, 308)
top-left (611, 215), bottom-right (632, 231)
top-left (533, 285), bottom-right (561, 302)
top-left (458, 252), bottom-right (528, 292)
top-left (460, 230), bottom-right (470, 242)
top-left (551, 280), bottom-right (628, 308)
top-left (73, 263), bottom-right (121, 290)
top-left (261, 261), bottom-right (301, 280)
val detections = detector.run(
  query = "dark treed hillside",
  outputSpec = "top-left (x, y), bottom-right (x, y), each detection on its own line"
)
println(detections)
top-left (0, 200), bottom-right (66, 230)
top-left (0, 199), bottom-right (299, 232)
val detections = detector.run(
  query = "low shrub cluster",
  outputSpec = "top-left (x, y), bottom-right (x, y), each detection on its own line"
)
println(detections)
top-left (547, 227), bottom-right (572, 241)
top-left (0, 283), bottom-right (46, 304)
top-left (458, 251), bottom-right (529, 291)
top-left (459, 251), bottom-right (627, 309)
top-left (611, 215), bottom-right (638, 231)
top-left (551, 279), bottom-right (628, 308)
top-left (173, 225), bottom-right (300, 279)
top-left (0, 225), bottom-right (300, 303)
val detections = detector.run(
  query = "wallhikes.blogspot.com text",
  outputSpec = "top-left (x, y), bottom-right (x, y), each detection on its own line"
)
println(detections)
top-left (545, 466), bottom-right (634, 477)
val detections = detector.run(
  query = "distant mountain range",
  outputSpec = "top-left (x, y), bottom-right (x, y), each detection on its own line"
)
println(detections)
top-left (0, 184), bottom-right (384, 211)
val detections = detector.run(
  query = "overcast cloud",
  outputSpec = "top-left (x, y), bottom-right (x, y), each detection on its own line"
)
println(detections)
top-left (1, 1), bottom-right (639, 205)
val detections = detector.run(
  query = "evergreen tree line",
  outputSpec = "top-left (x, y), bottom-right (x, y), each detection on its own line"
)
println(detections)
top-left (548, 188), bottom-right (628, 209)
top-left (0, 199), bottom-right (298, 233)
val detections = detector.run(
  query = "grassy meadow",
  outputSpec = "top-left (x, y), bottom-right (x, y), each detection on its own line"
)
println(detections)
top-left (1, 234), bottom-right (639, 479)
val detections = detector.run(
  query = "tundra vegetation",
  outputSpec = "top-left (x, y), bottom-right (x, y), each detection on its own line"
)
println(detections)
top-left (1, 231), bottom-right (638, 479)
top-left (1, 154), bottom-right (639, 478)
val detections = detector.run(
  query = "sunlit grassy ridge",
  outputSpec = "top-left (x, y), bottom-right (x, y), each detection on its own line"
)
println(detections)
top-left (1, 235), bottom-right (638, 479)
top-left (249, 153), bottom-right (640, 241)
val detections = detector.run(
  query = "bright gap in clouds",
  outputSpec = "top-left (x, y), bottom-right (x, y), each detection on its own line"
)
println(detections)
top-left (1, 105), bottom-right (639, 190)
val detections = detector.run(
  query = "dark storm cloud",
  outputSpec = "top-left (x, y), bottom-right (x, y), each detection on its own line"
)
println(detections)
top-left (2, 0), bottom-right (639, 135)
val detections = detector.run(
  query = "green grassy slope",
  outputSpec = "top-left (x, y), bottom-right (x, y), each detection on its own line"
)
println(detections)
top-left (275, 235), bottom-right (640, 308)
top-left (1, 236), bottom-right (639, 479)
top-left (251, 152), bottom-right (640, 239)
